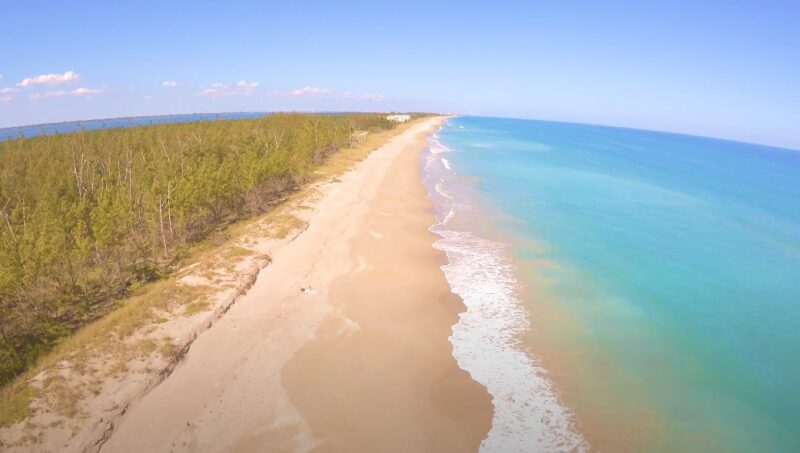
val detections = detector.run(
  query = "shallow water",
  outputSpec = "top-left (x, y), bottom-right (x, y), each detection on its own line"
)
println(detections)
top-left (425, 117), bottom-right (800, 451)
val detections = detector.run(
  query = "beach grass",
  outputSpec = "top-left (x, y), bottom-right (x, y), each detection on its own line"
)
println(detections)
top-left (0, 385), bottom-right (34, 428)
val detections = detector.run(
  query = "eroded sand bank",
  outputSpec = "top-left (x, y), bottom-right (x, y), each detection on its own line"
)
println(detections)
top-left (102, 117), bottom-right (493, 452)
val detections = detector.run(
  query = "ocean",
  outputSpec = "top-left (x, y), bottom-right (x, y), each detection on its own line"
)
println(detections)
top-left (0, 112), bottom-right (268, 141)
top-left (423, 116), bottom-right (800, 452)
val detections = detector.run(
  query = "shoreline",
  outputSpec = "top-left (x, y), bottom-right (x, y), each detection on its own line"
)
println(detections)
top-left (99, 117), bottom-right (493, 451)
top-left (421, 115), bottom-right (800, 452)
top-left (425, 123), bottom-right (589, 451)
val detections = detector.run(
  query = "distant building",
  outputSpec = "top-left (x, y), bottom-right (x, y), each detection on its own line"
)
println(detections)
top-left (386, 114), bottom-right (411, 123)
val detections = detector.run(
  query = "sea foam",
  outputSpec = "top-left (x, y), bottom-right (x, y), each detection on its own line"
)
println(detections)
top-left (426, 124), bottom-right (588, 452)
top-left (430, 136), bottom-right (451, 154)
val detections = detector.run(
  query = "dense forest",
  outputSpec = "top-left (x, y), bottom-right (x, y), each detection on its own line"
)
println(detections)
top-left (0, 113), bottom-right (398, 385)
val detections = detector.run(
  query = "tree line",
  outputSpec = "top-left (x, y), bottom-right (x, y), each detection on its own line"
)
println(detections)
top-left (0, 113), bottom-right (398, 385)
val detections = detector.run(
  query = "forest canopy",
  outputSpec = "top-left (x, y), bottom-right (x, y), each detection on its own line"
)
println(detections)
top-left (0, 113), bottom-right (398, 385)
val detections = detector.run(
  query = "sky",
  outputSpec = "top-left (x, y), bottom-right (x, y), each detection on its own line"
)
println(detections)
top-left (1, 0), bottom-right (798, 149)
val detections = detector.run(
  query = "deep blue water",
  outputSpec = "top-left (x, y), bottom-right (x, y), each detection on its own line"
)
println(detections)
top-left (437, 116), bottom-right (800, 451)
top-left (0, 112), bottom-right (269, 141)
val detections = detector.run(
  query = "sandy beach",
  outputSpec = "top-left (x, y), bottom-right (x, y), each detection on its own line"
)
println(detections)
top-left (99, 117), bottom-right (492, 452)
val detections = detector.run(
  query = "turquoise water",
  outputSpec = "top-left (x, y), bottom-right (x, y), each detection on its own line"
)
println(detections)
top-left (435, 117), bottom-right (800, 451)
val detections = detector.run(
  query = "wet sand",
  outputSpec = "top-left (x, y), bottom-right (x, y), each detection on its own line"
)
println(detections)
top-left (101, 117), bottom-right (493, 452)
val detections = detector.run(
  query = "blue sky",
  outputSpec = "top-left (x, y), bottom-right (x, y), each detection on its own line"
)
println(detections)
top-left (1, 0), bottom-right (798, 149)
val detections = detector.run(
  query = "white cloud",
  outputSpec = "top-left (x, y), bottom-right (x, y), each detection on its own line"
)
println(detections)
top-left (235, 80), bottom-right (258, 89)
top-left (72, 87), bottom-right (103, 96)
top-left (29, 91), bottom-right (67, 99)
top-left (143, 95), bottom-right (154, 100)
top-left (281, 87), bottom-right (384, 101)
top-left (0, 86), bottom-right (15, 102)
top-left (198, 80), bottom-right (258, 97)
top-left (343, 92), bottom-right (385, 101)
top-left (18, 71), bottom-right (81, 88)
top-left (289, 86), bottom-right (331, 97)
top-left (29, 86), bottom-right (105, 100)
top-left (162, 80), bottom-right (180, 88)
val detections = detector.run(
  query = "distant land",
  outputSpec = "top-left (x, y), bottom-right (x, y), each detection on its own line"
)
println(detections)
top-left (0, 112), bottom-right (269, 141)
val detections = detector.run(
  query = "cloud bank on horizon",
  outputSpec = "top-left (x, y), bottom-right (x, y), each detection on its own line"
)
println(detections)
top-left (0, 72), bottom-right (371, 110)
top-left (0, 71), bottom-right (386, 112)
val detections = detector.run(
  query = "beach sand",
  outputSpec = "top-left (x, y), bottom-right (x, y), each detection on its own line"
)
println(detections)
top-left (100, 117), bottom-right (493, 452)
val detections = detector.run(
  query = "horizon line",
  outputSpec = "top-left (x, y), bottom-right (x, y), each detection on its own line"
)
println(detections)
top-left (2, 110), bottom-right (797, 153)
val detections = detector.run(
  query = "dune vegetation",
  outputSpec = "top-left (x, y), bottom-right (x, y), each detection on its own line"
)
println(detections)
top-left (0, 113), bottom-right (397, 386)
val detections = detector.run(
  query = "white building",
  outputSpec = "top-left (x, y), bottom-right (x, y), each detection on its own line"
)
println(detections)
top-left (386, 114), bottom-right (411, 123)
